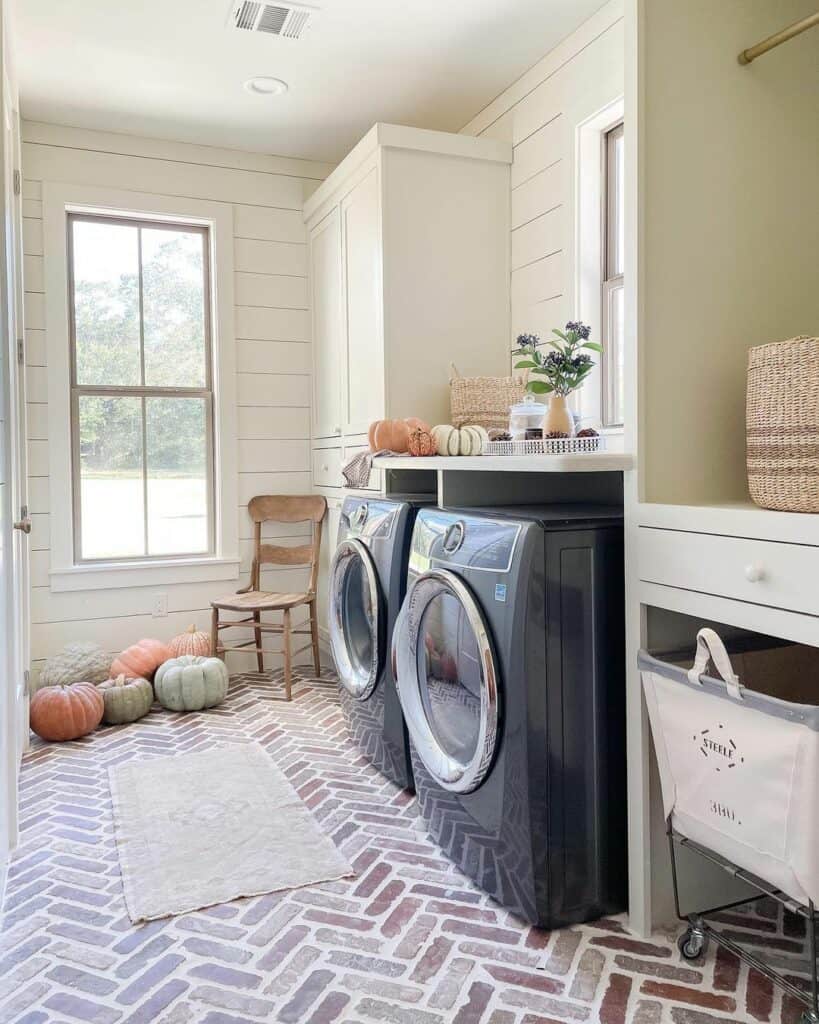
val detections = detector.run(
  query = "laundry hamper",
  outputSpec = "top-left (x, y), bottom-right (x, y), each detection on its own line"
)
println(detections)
top-left (639, 629), bottom-right (819, 1023)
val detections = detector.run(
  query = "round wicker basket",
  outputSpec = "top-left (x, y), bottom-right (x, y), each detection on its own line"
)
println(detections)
top-left (746, 336), bottom-right (819, 513)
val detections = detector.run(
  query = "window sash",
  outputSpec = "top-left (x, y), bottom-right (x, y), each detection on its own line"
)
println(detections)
top-left (67, 212), bottom-right (216, 563)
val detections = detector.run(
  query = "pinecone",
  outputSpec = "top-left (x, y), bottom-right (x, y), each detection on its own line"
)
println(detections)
top-left (489, 430), bottom-right (512, 441)
top-left (545, 431), bottom-right (569, 439)
top-left (576, 428), bottom-right (599, 437)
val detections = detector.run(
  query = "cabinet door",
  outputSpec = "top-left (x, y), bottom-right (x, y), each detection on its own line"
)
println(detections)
top-left (309, 208), bottom-right (343, 441)
top-left (341, 168), bottom-right (384, 436)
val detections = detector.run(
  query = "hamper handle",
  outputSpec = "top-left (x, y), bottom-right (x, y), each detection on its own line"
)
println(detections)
top-left (449, 362), bottom-right (462, 382)
top-left (687, 628), bottom-right (743, 700)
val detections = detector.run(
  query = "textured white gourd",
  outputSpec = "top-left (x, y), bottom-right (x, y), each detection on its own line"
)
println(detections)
top-left (431, 424), bottom-right (489, 456)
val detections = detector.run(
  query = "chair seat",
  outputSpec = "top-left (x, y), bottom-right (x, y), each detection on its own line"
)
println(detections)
top-left (211, 590), bottom-right (313, 612)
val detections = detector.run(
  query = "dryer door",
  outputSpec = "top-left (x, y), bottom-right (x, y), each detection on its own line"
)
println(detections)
top-left (329, 538), bottom-right (384, 700)
top-left (392, 569), bottom-right (499, 794)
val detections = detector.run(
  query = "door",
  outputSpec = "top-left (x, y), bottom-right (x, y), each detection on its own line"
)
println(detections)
top-left (309, 208), bottom-right (343, 441)
top-left (392, 569), bottom-right (499, 793)
top-left (329, 534), bottom-right (383, 699)
top-left (341, 167), bottom-right (384, 437)
top-left (0, 68), bottom-right (28, 882)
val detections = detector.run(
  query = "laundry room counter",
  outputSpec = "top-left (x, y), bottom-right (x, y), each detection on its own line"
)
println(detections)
top-left (373, 451), bottom-right (634, 506)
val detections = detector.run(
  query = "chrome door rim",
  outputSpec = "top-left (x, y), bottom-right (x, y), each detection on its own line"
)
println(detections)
top-left (329, 538), bottom-right (383, 700)
top-left (392, 568), bottom-right (499, 794)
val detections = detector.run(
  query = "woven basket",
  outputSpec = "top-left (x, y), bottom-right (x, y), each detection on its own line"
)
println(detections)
top-left (747, 336), bottom-right (819, 513)
top-left (449, 363), bottom-right (526, 431)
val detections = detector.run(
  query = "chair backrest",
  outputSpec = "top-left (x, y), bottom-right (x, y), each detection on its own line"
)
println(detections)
top-left (246, 495), bottom-right (327, 594)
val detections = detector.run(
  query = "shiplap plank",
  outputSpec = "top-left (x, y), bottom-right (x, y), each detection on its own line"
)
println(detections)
top-left (233, 205), bottom-right (307, 244)
top-left (25, 329), bottom-right (47, 367)
top-left (238, 406), bottom-right (310, 440)
top-left (237, 340), bottom-right (311, 375)
top-left (238, 372), bottom-right (310, 408)
top-left (23, 217), bottom-right (43, 256)
top-left (27, 475), bottom-right (49, 514)
top-left (235, 306), bottom-right (310, 342)
top-left (24, 254), bottom-right (44, 293)
top-left (26, 403), bottom-right (48, 441)
top-left (24, 292), bottom-right (45, 330)
top-left (26, 366), bottom-right (48, 403)
top-left (22, 199), bottom-right (43, 220)
top-left (511, 115), bottom-right (564, 189)
top-left (30, 513), bottom-right (49, 551)
top-left (511, 206), bottom-right (564, 271)
top-left (234, 272), bottom-right (308, 309)
top-left (28, 439), bottom-right (49, 477)
top-left (512, 162), bottom-right (563, 229)
top-left (234, 237), bottom-right (307, 277)
top-left (23, 179), bottom-right (42, 201)
top-left (511, 251), bottom-right (563, 308)
top-left (511, 294), bottom-right (569, 345)
top-left (237, 471), bottom-right (312, 506)
top-left (23, 142), bottom-right (308, 210)
top-left (237, 439), bottom-right (310, 474)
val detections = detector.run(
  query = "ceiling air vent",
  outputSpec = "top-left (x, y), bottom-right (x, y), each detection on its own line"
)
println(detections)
top-left (228, 1), bottom-right (317, 39)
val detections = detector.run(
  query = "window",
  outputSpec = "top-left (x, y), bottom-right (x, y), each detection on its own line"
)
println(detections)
top-left (68, 213), bottom-right (214, 562)
top-left (602, 122), bottom-right (624, 427)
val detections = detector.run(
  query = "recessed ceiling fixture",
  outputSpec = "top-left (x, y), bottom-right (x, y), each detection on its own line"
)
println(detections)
top-left (243, 76), bottom-right (289, 96)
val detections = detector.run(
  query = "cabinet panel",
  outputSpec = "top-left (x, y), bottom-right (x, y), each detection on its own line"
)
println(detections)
top-left (309, 209), bottom-right (343, 440)
top-left (312, 447), bottom-right (344, 488)
top-left (342, 168), bottom-right (384, 436)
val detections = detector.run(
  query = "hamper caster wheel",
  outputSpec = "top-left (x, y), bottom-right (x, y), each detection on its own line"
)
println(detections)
top-left (678, 928), bottom-right (708, 960)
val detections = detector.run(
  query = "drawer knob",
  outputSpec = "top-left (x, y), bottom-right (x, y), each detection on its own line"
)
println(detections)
top-left (744, 563), bottom-right (765, 583)
top-left (322, 464), bottom-right (329, 472)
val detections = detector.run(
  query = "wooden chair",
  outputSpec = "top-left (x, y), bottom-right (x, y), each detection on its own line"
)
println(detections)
top-left (210, 495), bottom-right (327, 700)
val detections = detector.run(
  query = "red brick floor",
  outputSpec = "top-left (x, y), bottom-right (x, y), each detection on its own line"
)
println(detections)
top-left (0, 671), bottom-right (811, 1023)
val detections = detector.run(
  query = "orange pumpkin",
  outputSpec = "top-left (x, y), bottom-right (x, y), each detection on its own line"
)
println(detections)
top-left (30, 682), bottom-right (104, 742)
top-left (368, 418), bottom-right (431, 453)
top-left (407, 427), bottom-right (437, 457)
top-left (111, 638), bottom-right (172, 681)
top-left (169, 624), bottom-right (211, 658)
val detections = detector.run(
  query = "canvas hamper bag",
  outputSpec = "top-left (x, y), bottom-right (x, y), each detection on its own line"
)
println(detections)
top-left (639, 628), bottom-right (819, 908)
top-left (747, 335), bottom-right (819, 513)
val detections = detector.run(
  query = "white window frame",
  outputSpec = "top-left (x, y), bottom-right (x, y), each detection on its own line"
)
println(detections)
top-left (43, 183), bottom-right (239, 592)
top-left (575, 96), bottom-right (624, 433)
top-left (602, 121), bottom-right (624, 428)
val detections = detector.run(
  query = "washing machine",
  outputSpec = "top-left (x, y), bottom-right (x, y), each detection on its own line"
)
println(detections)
top-left (329, 494), bottom-right (434, 790)
top-left (391, 504), bottom-right (627, 926)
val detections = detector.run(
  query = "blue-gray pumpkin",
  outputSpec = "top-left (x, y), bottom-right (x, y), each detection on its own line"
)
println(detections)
top-left (154, 655), bottom-right (229, 712)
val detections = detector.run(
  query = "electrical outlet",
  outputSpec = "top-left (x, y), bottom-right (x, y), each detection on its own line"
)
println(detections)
top-left (152, 593), bottom-right (168, 617)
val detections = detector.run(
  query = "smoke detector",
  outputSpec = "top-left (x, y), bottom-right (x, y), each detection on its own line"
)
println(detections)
top-left (228, 1), bottom-right (317, 40)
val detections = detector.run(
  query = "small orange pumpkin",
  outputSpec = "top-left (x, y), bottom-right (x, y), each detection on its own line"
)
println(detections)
top-left (111, 638), bottom-right (172, 681)
top-left (407, 427), bottom-right (437, 457)
top-left (169, 624), bottom-right (211, 658)
top-left (30, 682), bottom-right (104, 742)
top-left (368, 418), bottom-right (431, 453)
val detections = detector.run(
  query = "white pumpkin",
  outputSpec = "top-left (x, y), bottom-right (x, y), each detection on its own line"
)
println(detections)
top-left (40, 642), bottom-right (112, 687)
top-left (431, 424), bottom-right (489, 456)
top-left (154, 655), bottom-right (229, 712)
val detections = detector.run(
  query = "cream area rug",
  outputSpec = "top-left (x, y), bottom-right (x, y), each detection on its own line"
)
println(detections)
top-left (108, 743), bottom-right (354, 923)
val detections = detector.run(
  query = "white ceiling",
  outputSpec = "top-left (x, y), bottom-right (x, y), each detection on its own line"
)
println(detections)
top-left (11, 0), bottom-right (607, 164)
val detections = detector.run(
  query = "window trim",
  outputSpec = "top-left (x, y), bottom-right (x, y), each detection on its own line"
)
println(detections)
top-left (43, 183), bottom-right (239, 592)
top-left (602, 121), bottom-right (624, 428)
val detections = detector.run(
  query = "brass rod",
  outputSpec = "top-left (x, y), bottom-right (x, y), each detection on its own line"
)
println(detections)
top-left (738, 11), bottom-right (819, 64)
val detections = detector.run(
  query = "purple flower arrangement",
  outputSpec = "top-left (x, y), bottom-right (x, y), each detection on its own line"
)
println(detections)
top-left (513, 321), bottom-right (602, 398)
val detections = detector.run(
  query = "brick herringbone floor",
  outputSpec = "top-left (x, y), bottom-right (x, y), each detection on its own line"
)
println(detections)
top-left (0, 671), bottom-right (809, 1023)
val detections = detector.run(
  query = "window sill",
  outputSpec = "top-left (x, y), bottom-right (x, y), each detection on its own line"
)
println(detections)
top-left (49, 556), bottom-right (241, 593)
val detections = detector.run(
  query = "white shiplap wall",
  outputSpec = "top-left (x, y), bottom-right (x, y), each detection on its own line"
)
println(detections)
top-left (21, 122), bottom-right (333, 681)
top-left (460, 0), bottom-right (624, 360)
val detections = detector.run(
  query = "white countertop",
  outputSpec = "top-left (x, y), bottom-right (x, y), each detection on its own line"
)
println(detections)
top-left (375, 452), bottom-right (634, 473)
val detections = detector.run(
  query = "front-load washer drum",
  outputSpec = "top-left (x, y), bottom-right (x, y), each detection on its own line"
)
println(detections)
top-left (393, 569), bottom-right (499, 794)
top-left (329, 538), bottom-right (383, 700)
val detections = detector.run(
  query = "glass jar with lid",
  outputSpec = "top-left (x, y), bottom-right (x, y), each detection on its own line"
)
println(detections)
top-left (508, 395), bottom-right (546, 440)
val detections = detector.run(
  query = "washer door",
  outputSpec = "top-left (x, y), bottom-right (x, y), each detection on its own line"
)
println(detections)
top-left (392, 569), bottom-right (500, 793)
top-left (329, 538), bottom-right (384, 700)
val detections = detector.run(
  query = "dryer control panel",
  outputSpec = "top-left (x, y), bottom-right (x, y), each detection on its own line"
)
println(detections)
top-left (410, 510), bottom-right (521, 574)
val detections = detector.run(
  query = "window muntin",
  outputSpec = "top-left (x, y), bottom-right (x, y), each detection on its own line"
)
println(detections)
top-left (68, 213), bottom-right (214, 562)
top-left (603, 122), bottom-right (625, 428)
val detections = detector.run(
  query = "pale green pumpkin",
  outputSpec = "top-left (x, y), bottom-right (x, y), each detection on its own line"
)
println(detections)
top-left (154, 655), bottom-right (229, 712)
top-left (40, 641), bottom-right (111, 688)
top-left (98, 674), bottom-right (154, 725)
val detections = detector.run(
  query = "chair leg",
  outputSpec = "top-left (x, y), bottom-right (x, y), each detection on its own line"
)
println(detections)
top-left (253, 611), bottom-right (264, 672)
top-left (211, 607), bottom-right (221, 659)
top-left (283, 608), bottom-right (292, 701)
top-left (309, 601), bottom-right (321, 677)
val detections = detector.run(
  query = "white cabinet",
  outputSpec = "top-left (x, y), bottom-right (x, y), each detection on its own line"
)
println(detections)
top-left (305, 122), bottom-right (512, 485)
top-left (309, 208), bottom-right (343, 442)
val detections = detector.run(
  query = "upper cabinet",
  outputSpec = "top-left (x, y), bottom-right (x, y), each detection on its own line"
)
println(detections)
top-left (305, 123), bottom-right (513, 451)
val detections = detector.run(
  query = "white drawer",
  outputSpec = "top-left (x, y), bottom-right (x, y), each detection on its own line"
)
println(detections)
top-left (312, 447), bottom-right (344, 488)
top-left (343, 445), bottom-right (381, 492)
top-left (639, 528), bottom-right (819, 617)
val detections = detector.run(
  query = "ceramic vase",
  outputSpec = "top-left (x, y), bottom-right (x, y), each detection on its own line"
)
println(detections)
top-left (543, 394), bottom-right (575, 437)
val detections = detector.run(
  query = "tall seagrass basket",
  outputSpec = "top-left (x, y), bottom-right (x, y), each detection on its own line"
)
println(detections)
top-left (746, 336), bottom-right (819, 513)
top-left (449, 363), bottom-right (526, 431)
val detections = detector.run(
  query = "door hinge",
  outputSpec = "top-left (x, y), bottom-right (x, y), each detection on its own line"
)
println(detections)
top-left (13, 169), bottom-right (20, 196)
top-left (23, 669), bottom-right (30, 695)
top-left (16, 337), bottom-right (23, 364)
